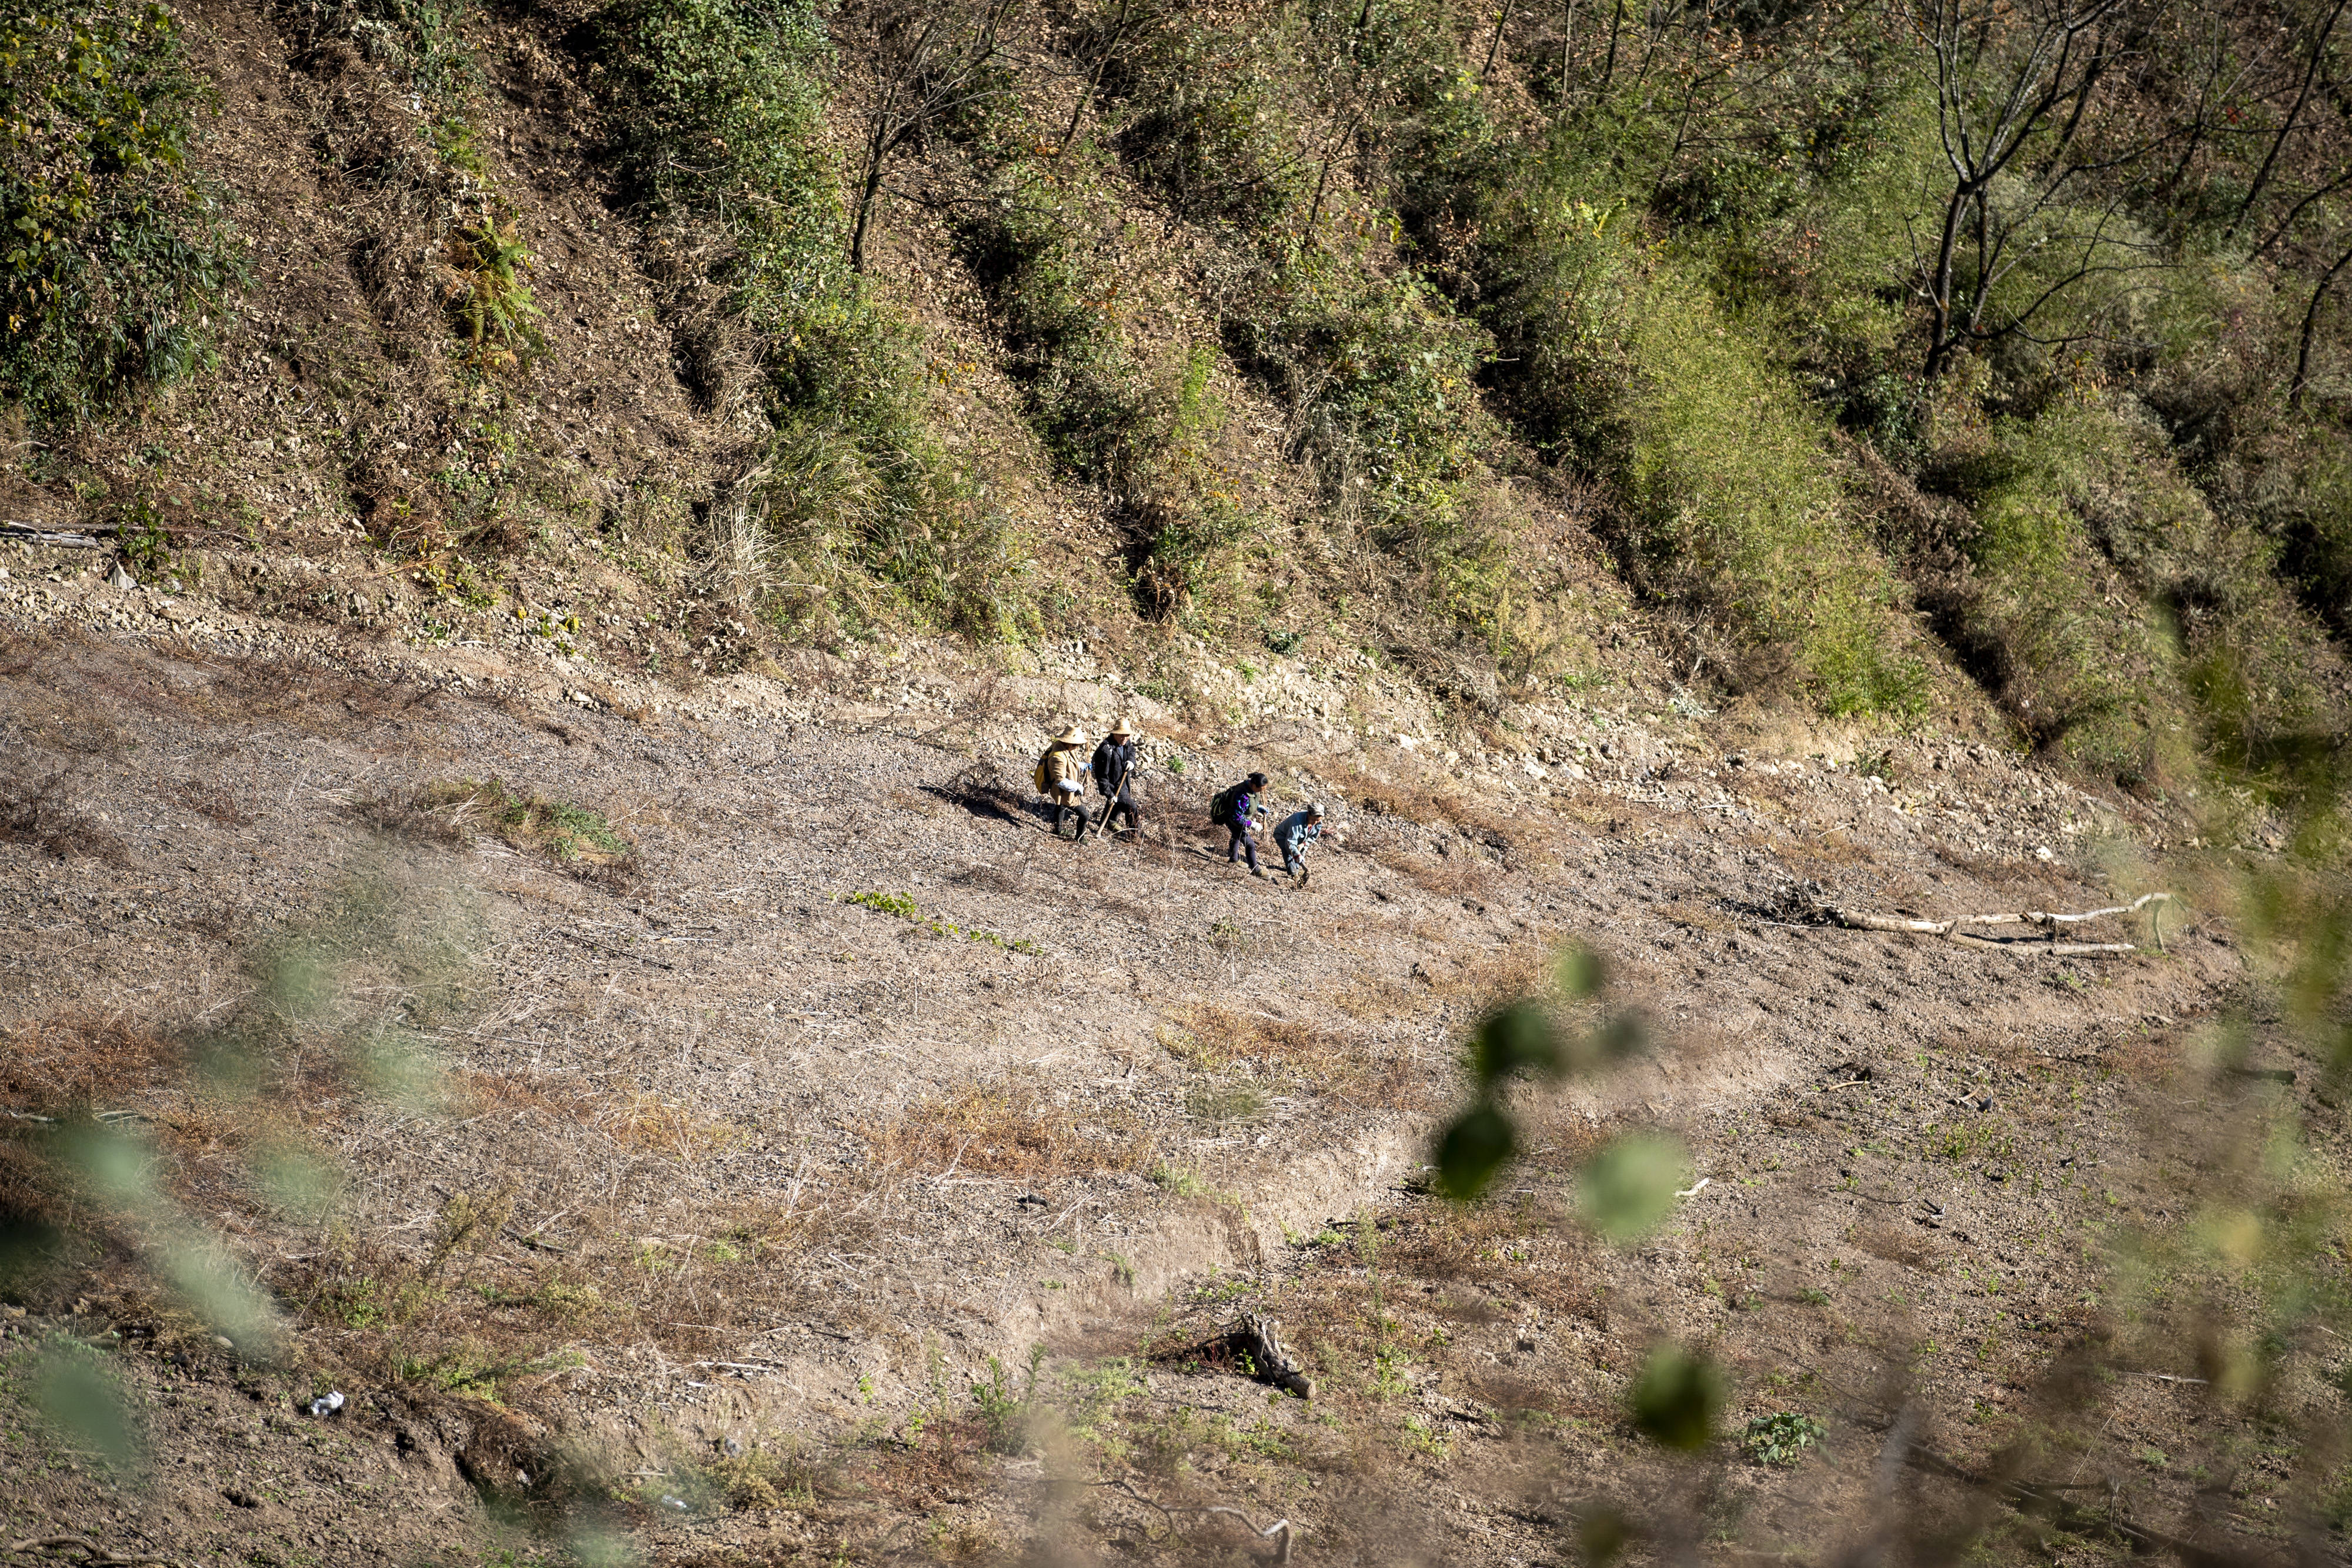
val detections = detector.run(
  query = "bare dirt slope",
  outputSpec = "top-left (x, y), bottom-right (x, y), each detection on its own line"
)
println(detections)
top-left (1, 617), bottom-right (2307, 1567)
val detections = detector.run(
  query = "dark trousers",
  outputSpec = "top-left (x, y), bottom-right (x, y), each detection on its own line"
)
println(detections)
top-left (1100, 792), bottom-right (1139, 834)
top-left (1226, 824), bottom-right (1260, 870)
top-left (1053, 793), bottom-right (1086, 837)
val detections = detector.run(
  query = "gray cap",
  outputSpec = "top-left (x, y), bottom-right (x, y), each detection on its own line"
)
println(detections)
top-left (1307, 801), bottom-right (1325, 817)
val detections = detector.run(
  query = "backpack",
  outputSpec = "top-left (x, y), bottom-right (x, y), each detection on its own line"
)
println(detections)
top-left (1209, 783), bottom-right (1246, 827)
top-left (1033, 755), bottom-right (1051, 794)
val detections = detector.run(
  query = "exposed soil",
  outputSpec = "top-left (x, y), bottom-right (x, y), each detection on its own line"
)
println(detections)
top-left (5, 614), bottom-right (2327, 1567)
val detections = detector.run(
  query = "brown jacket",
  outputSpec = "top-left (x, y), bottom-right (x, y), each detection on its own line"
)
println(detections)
top-left (1037, 743), bottom-right (1088, 792)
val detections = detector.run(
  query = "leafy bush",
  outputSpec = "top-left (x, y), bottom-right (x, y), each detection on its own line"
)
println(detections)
top-left (441, 216), bottom-right (544, 367)
top-left (313, 0), bottom-right (479, 105)
top-left (0, 2), bottom-right (243, 429)
top-left (958, 151), bottom-right (1156, 482)
top-left (1112, 24), bottom-right (1309, 233)
top-left (1474, 157), bottom-right (1923, 713)
top-left (587, 0), bottom-right (1032, 638)
top-left (1741, 1410), bottom-right (1825, 1466)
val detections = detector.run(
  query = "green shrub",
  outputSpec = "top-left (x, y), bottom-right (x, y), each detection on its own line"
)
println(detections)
top-left (442, 216), bottom-right (544, 367)
top-left (1473, 151), bottom-right (1922, 713)
top-left (958, 151), bottom-right (1156, 482)
top-left (1108, 14), bottom-right (1311, 232)
top-left (1625, 278), bottom-right (1926, 714)
top-left (1740, 1410), bottom-right (1825, 1466)
top-left (0, 2), bottom-right (243, 429)
top-left (1920, 396), bottom-right (2196, 773)
top-left (587, 0), bottom-right (1033, 639)
top-left (316, 0), bottom-right (479, 105)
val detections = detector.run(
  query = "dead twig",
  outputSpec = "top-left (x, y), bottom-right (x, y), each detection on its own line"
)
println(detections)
top-left (1900, 1437), bottom-right (2271, 1567)
top-left (6, 1537), bottom-right (189, 1568)
top-left (555, 929), bottom-right (677, 971)
top-left (1, 524), bottom-right (113, 549)
top-left (500, 1224), bottom-right (573, 1255)
top-left (1095, 1482), bottom-right (1295, 1562)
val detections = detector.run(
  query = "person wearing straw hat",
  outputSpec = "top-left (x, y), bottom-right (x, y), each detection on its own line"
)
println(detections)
top-left (1035, 725), bottom-right (1091, 838)
top-left (1090, 719), bottom-right (1143, 837)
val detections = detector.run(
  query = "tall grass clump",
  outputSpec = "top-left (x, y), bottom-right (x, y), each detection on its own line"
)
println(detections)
top-left (1626, 282), bottom-right (1926, 715)
top-left (0, 2), bottom-right (243, 430)
top-left (1921, 390), bottom-right (2334, 784)
top-left (1475, 155), bottom-right (1922, 714)
top-left (586, 0), bottom-right (1032, 639)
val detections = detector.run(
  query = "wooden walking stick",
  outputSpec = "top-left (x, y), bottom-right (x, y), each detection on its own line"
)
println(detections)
top-left (1087, 762), bottom-right (1133, 841)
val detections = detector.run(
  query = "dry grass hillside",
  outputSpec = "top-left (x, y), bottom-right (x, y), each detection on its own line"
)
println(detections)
top-left (0, 609), bottom-right (2335, 1566)
top-left (5, 0), bottom-right (2352, 1562)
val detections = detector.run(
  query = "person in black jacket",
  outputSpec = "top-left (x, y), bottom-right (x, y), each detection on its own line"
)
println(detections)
top-left (1090, 720), bottom-right (1142, 837)
top-left (1221, 771), bottom-right (1269, 875)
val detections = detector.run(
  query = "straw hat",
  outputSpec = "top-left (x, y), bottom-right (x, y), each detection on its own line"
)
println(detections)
top-left (1055, 726), bottom-right (1087, 744)
top-left (1107, 718), bottom-right (1135, 739)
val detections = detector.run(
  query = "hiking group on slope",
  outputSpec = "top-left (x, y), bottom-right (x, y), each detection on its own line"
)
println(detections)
top-left (1034, 723), bottom-right (1327, 885)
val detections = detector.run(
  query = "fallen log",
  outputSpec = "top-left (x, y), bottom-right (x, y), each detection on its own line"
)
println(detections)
top-left (1821, 892), bottom-right (2173, 955)
top-left (1, 523), bottom-right (113, 550)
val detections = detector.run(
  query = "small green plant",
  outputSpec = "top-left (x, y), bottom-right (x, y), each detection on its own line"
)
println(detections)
top-left (415, 780), bottom-right (632, 871)
top-left (1147, 1163), bottom-right (1206, 1196)
top-left (1741, 1411), bottom-right (1826, 1466)
top-left (427, 115), bottom-right (488, 179)
top-left (838, 890), bottom-right (1040, 952)
top-left (968, 1355), bottom-right (1028, 1455)
top-left (443, 215), bottom-right (545, 369)
top-left (113, 494), bottom-right (198, 591)
top-left (841, 889), bottom-right (918, 919)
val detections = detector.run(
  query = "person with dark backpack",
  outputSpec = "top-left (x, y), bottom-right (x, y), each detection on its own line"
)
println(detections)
top-left (1210, 771), bottom-right (1270, 876)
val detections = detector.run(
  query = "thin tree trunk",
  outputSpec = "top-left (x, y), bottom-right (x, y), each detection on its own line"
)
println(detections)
top-left (2157, 44), bottom-right (2227, 204)
top-left (2257, 166), bottom-right (2352, 256)
top-left (1559, 0), bottom-right (1575, 103)
top-left (1482, 1), bottom-right (1510, 77)
top-left (1964, 185), bottom-right (1996, 336)
top-left (849, 110), bottom-right (897, 275)
top-left (1598, 0), bottom-right (1625, 93)
top-left (1923, 182), bottom-right (1975, 379)
top-left (1060, 0), bottom-right (1134, 153)
top-left (2229, 0), bottom-right (2351, 239)
top-left (2290, 236), bottom-right (2352, 404)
